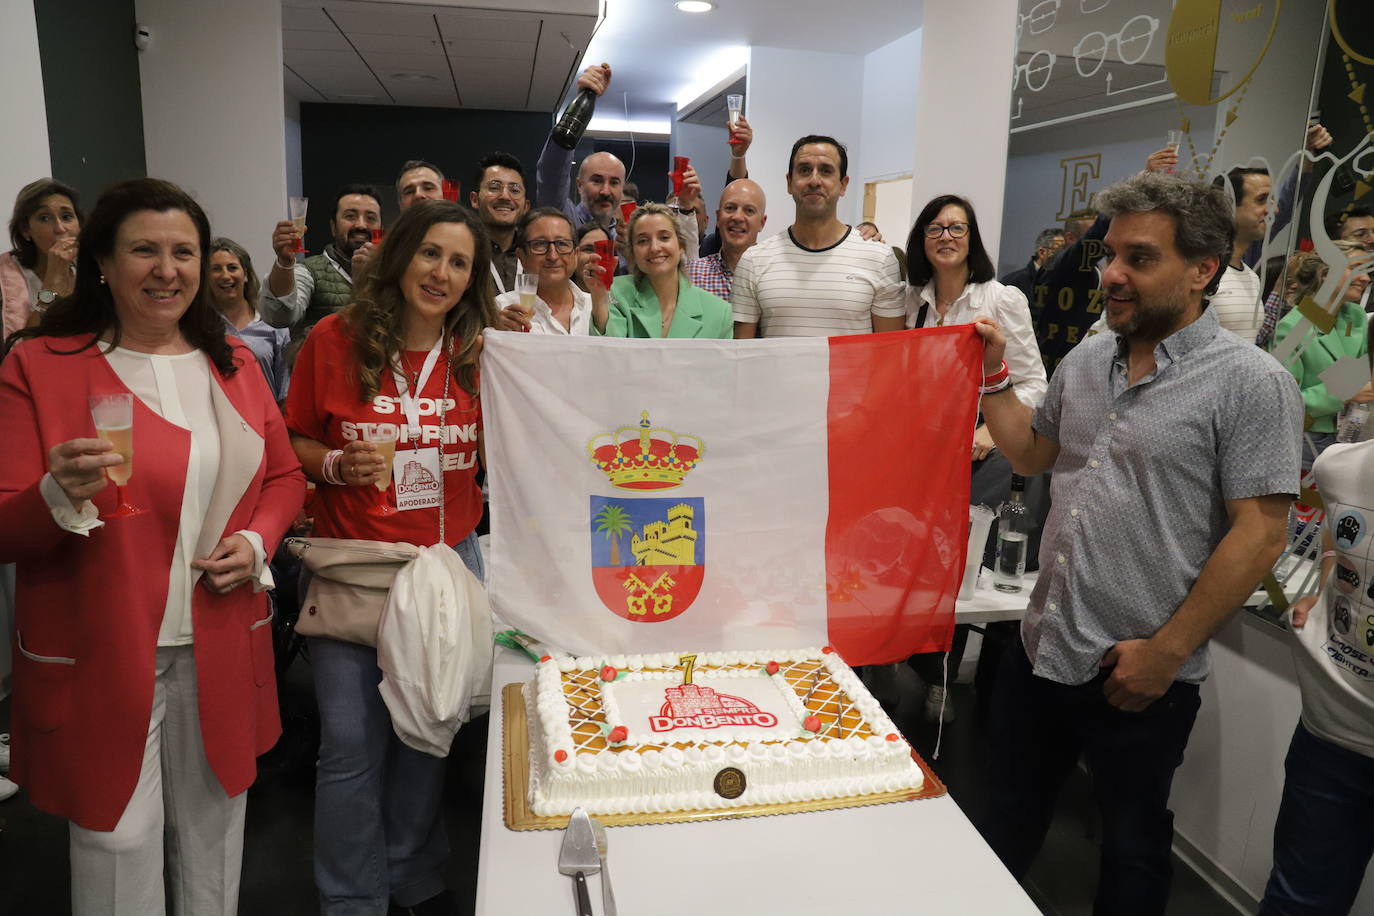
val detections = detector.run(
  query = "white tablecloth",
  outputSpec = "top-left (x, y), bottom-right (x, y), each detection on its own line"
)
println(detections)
top-left (474, 647), bottom-right (1039, 914)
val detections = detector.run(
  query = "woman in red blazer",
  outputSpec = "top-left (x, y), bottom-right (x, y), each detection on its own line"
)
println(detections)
top-left (0, 178), bottom-right (304, 915)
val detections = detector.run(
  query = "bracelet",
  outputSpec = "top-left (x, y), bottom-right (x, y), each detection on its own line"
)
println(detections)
top-left (980, 377), bottom-right (1014, 395)
top-left (275, 256), bottom-right (296, 271)
top-left (730, 154), bottom-right (746, 161)
top-left (981, 360), bottom-right (1010, 388)
top-left (321, 449), bottom-right (345, 485)
top-left (1322, 550), bottom-right (1337, 559)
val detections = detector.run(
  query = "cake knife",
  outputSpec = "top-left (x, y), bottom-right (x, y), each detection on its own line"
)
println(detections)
top-left (558, 807), bottom-right (600, 916)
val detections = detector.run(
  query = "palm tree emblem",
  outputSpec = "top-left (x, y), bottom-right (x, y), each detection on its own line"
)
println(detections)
top-left (594, 503), bottom-right (633, 566)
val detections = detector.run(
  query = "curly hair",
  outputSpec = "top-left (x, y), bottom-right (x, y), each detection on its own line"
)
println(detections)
top-left (4, 178), bottom-right (236, 374)
top-left (343, 199), bottom-right (497, 401)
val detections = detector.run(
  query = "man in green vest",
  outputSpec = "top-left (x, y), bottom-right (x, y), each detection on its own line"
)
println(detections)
top-left (263, 183), bottom-right (381, 343)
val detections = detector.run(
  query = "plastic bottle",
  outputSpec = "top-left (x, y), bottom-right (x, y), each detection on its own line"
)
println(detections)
top-left (1337, 402), bottom-right (1370, 444)
top-left (993, 475), bottom-right (1031, 593)
top-left (551, 88), bottom-right (597, 150)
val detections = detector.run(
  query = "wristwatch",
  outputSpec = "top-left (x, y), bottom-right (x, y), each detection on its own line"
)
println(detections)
top-left (33, 289), bottom-right (57, 313)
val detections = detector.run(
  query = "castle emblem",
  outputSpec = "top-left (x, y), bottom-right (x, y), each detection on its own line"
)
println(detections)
top-left (590, 496), bottom-right (705, 622)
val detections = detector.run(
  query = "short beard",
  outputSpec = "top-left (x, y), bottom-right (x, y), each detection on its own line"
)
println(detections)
top-left (1104, 275), bottom-right (1190, 341)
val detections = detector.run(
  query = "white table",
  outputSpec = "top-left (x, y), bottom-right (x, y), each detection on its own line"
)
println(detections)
top-left (474, 648), bottom-right (1039, 914)
top-left (955, 571), bottom-right (1035, 625)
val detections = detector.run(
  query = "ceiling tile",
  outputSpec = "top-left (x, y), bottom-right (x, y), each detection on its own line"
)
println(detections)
top-left (359, 51), bottom-right (449, 74)
top-left (349, 32), bottom-right (442, 54)
top-left (328, 8), bottom-right (438, 37)
top-left (443, 37), bottom-right (537, 58)
top-left (282, 5), bottom-right (334, 31)
top-left (284, 48), bottom-right (366, 69)
top-left (434, 12), bottom-right (541, 43)
top-left (284, 67), bottom-right (327, 101)
top-left (284, 29), bottom-right (352, 51)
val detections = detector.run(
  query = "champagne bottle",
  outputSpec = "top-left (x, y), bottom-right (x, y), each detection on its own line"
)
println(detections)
top-left (552, 88), bottom-right (597, 150)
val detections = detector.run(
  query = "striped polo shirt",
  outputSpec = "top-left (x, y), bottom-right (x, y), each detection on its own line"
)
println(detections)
top-left (731, 227), bottom-right (905, 337)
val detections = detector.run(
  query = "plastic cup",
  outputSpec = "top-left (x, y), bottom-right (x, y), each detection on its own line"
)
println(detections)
top-left (442, 179), bottom-right (461, 202)
top-left (370, 228), bottom-right (384, 245)
top-left (289, 196), bottom-right (308, 253)
top-left (620, 201), bottom-right (638, 224)
top-left (592, 240), bottom-right (616, 290)
top-left (960, 505), bottom-right (997, 599)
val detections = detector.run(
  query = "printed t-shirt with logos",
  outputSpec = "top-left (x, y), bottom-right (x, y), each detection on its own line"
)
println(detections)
top-left (285, 313), bottom-right (483, 545)
top-left (1291, 439), bottom-right (1374, 758)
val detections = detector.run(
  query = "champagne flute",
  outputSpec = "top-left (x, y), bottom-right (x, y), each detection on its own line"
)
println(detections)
top-left (367, 427), bottom-right (400, 517)
top-left (726, 93), bottom-right (744, 143)
top-left (592, 240), bottom-right (617, 290)
top-left (289, 196), bottom-right (309, 253)
top-left (1165, 130), bottom-right (1180, 173)
top-left (89, 393), bottom-right (147, 518)
top-left (441, 179), bottom-right (461, 203)
top-left (516, 272), bottom-right (539, 333)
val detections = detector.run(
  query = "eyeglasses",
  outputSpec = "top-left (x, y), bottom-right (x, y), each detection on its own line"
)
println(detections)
top-left (1074, 14), bottom-right (1159, 78)
top-left (483, 181), bottom-right (525, 197)
top-left (924, 222), bottom-right (970, 239)
top-left (526, 238), bottom-right (575, 254)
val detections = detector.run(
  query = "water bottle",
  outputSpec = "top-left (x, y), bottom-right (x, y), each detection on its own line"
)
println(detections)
top-left (1337, 402), bottom-right (1370, 443)
top-left (993, 475), bottom-right (1031, 592)
top-left (551, 88), bottom-right (597, 150)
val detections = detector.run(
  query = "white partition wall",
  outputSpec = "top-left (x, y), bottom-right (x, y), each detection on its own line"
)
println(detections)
top-left (744, 45), bottom-right (866, 235)
top-left (135, 0), bottom-right (287, 266)
top-left (671, 120), bottom-right (733, 232)
top-left (911, 0), bottom-right (1018, 270)
top-left (0, 2), bottom-right (52, 209)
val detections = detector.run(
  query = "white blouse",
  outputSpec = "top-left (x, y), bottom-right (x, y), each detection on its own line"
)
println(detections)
top-left (906, 278), bottom-right (1048, 409)
top-left (41, 347), bottom-right (269, 646)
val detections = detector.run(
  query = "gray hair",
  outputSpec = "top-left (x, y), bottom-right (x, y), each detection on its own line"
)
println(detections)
top-left (1033, 227), bottom-right (1063, 250)
top-left (1096, 172), bottom-right (1235, 296)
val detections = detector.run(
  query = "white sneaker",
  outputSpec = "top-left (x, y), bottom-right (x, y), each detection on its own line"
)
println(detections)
top-left (0, 774), bottom-right (17, 802)
top-left (0, 733), bottom-right (9, 771)
top-left (924, 685), bottom-right (955, 724)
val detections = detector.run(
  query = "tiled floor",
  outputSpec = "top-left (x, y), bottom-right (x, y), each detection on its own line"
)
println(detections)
top-left (0, 641), bottom-right (1236, 915)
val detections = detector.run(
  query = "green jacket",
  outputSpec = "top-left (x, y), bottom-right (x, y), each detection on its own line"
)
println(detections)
top-left (593, 274), bottom-right (732, 339)
top-left (1272, 300), bottom-right (1368, 432)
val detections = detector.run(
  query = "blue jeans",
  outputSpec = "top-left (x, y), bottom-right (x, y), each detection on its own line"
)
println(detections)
top-left (980, 633), bottom-right (1201, 916)
top-left (310, 533), bottom-right (484, 915)
top-left (1259, 721), bottom-right (1374, 915)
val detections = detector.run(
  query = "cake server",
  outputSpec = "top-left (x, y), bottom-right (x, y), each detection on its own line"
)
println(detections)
top-left (590, 815), bottom-right (617, 916)
top-left (557, 807), bottom-right (599, 916)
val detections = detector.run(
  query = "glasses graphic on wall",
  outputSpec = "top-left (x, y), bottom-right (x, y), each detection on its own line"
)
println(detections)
top-left (1016, 0), bottom-right (1059, 41)
top-left (1013, 49), bottom-right (1058, 93)
top-left (1078, 0), bottom-right (1111, 14)
top-left (1073, 14), bottom-right (1160, 78)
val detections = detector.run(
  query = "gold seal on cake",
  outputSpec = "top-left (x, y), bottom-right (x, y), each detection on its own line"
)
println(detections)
top-left (713, 767), bottom-right (746, 800)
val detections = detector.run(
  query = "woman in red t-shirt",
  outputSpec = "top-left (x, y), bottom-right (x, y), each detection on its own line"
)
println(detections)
top-left (284, 199), bottom-right (497, 913)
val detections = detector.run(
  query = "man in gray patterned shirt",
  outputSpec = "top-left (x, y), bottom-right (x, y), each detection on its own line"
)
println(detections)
top-left (974, 172), bottom-right (1302, 915)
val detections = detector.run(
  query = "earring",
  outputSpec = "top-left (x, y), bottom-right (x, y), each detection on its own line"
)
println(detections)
top-left (99, 275), bottom-right (107, 285)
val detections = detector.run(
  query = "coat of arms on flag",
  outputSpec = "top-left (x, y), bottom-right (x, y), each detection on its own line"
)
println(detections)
top-left (587, 412), bottom-right (705, 622)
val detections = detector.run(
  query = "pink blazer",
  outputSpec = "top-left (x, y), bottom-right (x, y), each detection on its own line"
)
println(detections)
top-left (0, 333), bottom-right (305, 830)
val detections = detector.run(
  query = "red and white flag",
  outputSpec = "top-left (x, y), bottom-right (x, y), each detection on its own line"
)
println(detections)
top-left (482, 328), bottom-right (981, 666)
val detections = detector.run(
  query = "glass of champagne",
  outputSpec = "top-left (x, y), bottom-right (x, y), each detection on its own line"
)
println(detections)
top-left (516, 272), bottom-right (539, 333)
top-left (726, 93), bottom-right (744, 142)
top-left (1165, 130), bottom-right (1180, 173)
top-left (367, 427), bottom-right (400, 517)
top-left (89, 393), bottom-right (147, 518)
top-left (289, 196), bottom-right (308, 253)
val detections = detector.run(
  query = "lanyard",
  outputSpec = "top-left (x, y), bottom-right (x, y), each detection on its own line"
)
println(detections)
top-left (389, 337), bottom-right (444, 444)
top-left (489, 250), bottom-right (523, 295)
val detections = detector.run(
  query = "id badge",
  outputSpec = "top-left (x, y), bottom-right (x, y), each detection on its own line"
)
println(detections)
top-left (392, 447), bottom-right (443, 511)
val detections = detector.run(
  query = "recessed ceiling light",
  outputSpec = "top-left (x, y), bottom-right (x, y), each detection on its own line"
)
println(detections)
top-left (675, 1), bottom-right (714, 12)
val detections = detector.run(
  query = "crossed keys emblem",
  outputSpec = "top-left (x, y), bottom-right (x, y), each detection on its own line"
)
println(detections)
top-left (622, 571), bottom-right (677, 616)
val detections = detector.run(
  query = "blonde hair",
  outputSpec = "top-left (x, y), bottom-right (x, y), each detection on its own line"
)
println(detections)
top-left (626, 202), bottom-right (689, 286)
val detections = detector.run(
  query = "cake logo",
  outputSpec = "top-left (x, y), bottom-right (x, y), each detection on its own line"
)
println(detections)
top-left (590, 494), bottom-right (706, 623)
top-left (713, 767), bottom-right (746, 800)
top-left (649, 684), bottom-right (778, 732)
top-left (396, 459), bottom-right (439, 497)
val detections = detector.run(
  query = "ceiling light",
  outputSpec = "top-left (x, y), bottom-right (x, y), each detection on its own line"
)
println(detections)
top-left (675, 1), bottom-right (714, 12)
top-left (390, 72), bottom-right (437, 82)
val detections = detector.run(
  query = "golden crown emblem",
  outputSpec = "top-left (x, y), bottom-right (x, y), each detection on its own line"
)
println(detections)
top-left (587, 411), bottom-right (704, 490)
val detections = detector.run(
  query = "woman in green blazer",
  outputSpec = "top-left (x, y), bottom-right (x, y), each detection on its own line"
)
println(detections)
top-left (1271, 242), bottom-right (1372, 467)
top-left (588, 202), bottom-right (732, 339)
